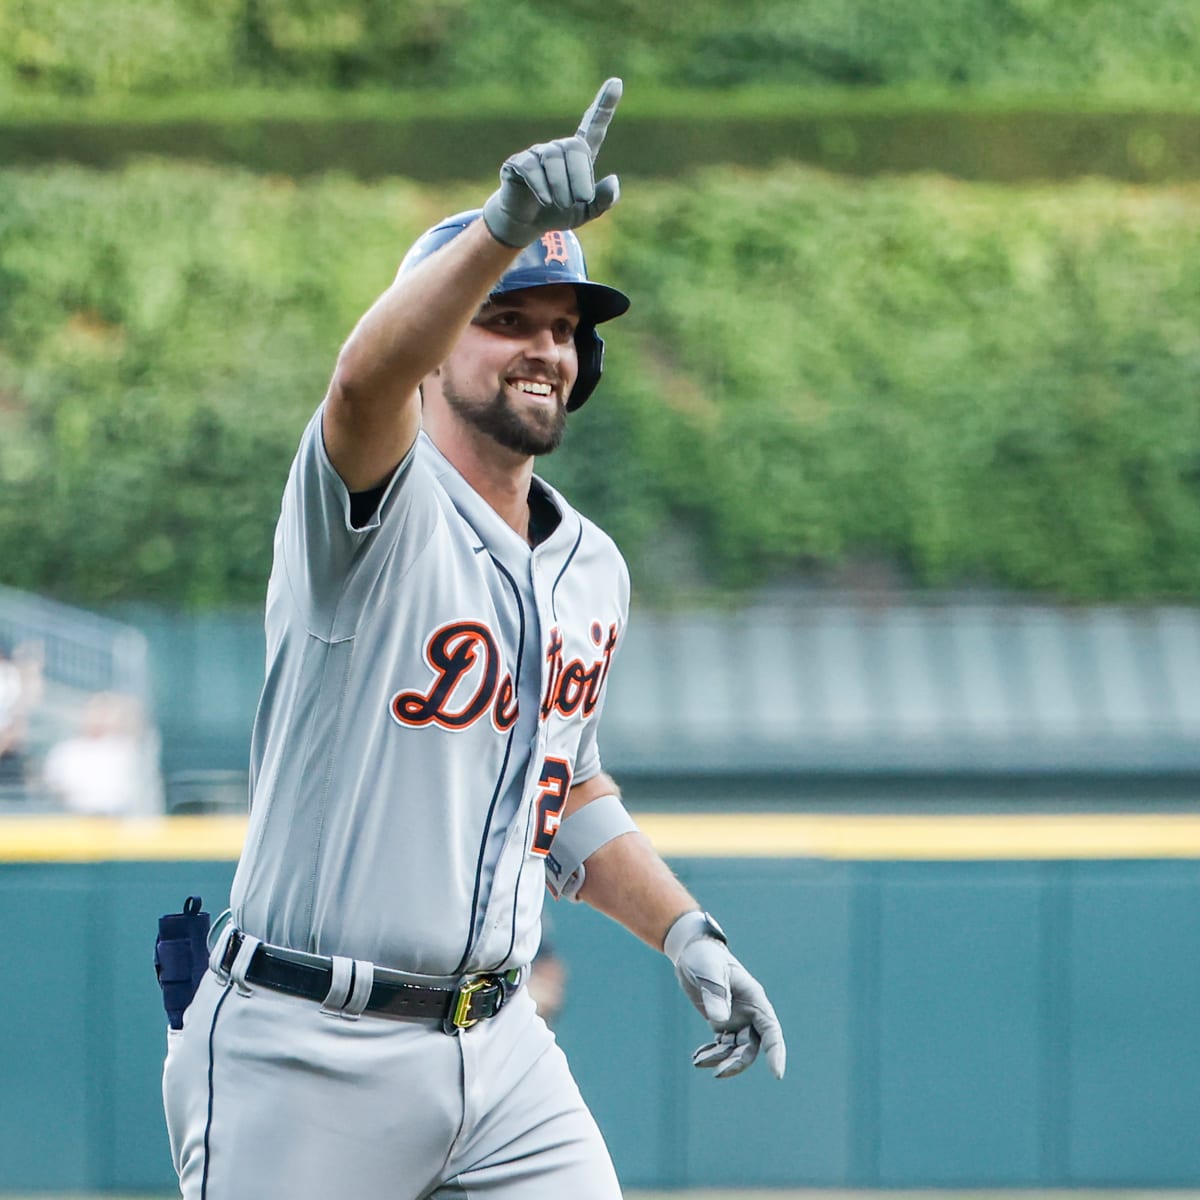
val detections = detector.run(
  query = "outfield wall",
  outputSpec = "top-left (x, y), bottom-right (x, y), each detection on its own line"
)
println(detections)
top-left (2, 815), bottom-right (1200, 1191)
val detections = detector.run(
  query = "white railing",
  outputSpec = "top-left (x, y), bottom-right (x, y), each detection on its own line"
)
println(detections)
top-left (0, 584), bottom-right (150, 702)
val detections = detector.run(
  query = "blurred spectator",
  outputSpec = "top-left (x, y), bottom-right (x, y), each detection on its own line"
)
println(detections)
top-left (527, 919), bottom-right (568, 1028)
top-left (43, 691), bottom-right (149, 815)
top-left (0, 638), bottom-right (42, 789)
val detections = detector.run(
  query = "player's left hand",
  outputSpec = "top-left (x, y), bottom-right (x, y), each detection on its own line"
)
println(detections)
top-left (665, 912), bottom-right (787, 1081)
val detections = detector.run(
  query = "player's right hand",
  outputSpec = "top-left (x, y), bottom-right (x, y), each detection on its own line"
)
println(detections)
top-left (481, 78), bottom-right (622, 248)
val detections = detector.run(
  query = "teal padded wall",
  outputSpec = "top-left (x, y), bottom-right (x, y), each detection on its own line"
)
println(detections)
top-left (873, 864), bottom-right (1047, 1185)
top-left (1066, 861), bottom-right (1200, 1185)
top-left (0, 870), bottom-right (92, 1191)
top-left (3, 856), bottom-right (1200, 1191)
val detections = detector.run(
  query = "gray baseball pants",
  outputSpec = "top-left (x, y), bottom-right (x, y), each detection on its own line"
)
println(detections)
top-left (163, 967), bottom-right (621, 1198)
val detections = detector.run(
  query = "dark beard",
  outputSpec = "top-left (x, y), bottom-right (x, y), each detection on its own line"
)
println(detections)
top-left (446, 388), bottom-right (566, 456)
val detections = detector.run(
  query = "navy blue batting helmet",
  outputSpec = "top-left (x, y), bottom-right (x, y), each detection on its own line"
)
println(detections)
top-left (398, 209), bottom-right (629, 411)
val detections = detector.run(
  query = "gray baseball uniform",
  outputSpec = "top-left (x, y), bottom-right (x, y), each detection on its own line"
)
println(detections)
top-left (163, 412), bottom-right (629, 1198)
top-left (162, 78), bottom-right (786, 1199)
top-left (235, 414), bottom-right (626, 975)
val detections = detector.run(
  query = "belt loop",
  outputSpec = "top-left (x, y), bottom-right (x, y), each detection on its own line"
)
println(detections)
top-left (208, 922), bottom-right (237, 982)
top-left (228, 933), bottom-right (261, 997)
top-left (320, 957), bottom-right (374, 1020)
top-left (343, 960), bottom-right (374, 1019)
top-left (320, 955), bottom-right (354, 1016)
top-left (206, 909), bottom-right (232, 955)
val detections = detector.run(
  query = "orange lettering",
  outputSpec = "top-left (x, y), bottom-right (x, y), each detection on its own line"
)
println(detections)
top-left (540, 231), bottom-right (570, 265)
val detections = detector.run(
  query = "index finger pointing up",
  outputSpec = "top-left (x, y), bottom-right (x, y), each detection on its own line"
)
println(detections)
top-left (576, 77), bottom-right (623, 158)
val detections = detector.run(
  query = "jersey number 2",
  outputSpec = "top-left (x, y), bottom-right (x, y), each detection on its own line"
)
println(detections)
top-left (531, 756), bottom-right (572, 857)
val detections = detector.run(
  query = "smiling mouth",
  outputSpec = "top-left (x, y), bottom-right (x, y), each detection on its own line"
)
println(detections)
top-left (507, 378), bottom-right (559, 402)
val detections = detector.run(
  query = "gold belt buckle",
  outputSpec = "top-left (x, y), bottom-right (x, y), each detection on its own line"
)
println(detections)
top-left (452, 977), bottom-right (491, 1030)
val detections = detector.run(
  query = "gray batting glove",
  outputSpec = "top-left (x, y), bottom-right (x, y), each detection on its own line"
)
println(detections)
top-left (665, 911), bottom-right (787, 1081)
top-left (481, 77), bottom-right (622, 248)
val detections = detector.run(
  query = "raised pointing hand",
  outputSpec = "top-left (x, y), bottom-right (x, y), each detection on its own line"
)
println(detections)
top-left (482, 78), bottom-right (622, 248)
top-left (576, 76), bottom-right (621, 157)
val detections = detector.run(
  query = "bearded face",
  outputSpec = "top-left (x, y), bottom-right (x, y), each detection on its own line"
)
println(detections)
top-left (435, 285), bottom-right (580, 457)
top-left (441, 361), bottom-right (569, 456)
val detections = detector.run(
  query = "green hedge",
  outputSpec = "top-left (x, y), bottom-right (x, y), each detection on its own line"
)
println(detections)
top-left (1, 161), bottom-right (1198, 606)
top-left (5, 109), bottom-right (1200, 185)
top-left (3, 0), bottom-right (1200, 102)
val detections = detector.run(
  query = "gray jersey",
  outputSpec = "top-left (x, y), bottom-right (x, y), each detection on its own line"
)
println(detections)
top-left (229, 410), bottom-right (629, 977)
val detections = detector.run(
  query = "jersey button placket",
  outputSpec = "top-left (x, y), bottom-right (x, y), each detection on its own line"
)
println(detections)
top-left (531, 560), bottom-right (550, 751)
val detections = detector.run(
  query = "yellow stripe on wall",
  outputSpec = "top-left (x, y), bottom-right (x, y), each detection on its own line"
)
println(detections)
top-left (4, 812), bottom-right (1200, 863)
top-left (0, 815), bottom-right (250, 862)
top-left (639, 813), bottom-right (1200, 860)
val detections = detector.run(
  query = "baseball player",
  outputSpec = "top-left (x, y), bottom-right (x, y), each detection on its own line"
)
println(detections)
top-left (161, 78), bottom-right (785, 1199)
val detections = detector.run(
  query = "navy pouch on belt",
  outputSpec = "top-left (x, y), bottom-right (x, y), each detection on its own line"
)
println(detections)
top-left (155, 896), bottom-right (210, 1030)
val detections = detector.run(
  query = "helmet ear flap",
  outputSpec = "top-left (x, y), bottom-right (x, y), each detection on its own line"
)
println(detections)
top-left (567, 326), bottom-right (604, 412)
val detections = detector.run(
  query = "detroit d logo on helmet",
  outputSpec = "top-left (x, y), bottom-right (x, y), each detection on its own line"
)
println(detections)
top-left (540, 232), bottom-right (571, 265)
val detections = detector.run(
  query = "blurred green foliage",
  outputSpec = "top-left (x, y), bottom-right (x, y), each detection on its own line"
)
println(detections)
top-left (1, 0), bottom-right (1199, 103)
top-left (0, 163), bottom-right (447, 605)
top-left (1, 161), bottom-right (1197, 606)
top-left (606, 170), bottom-right (1200, 600)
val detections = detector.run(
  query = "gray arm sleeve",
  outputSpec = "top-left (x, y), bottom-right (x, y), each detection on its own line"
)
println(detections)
top-left (544, 793), bottom-right (638, 901)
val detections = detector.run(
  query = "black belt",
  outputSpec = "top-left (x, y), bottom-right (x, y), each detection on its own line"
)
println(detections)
top-left (220, 931), bottom-right (519, 1032)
